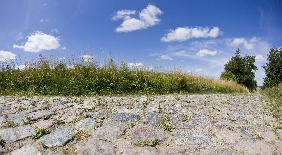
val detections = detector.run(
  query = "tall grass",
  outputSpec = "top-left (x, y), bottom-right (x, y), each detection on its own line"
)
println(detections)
top-left (261, 83), bottom-right (282, 126)
top-left (0, 58), bottom-right (248, 96)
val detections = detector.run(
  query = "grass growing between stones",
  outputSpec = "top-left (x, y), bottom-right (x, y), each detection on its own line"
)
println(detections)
top-left (134, 138), bottom-right (159, 147)
top-left (32, 128), bottom-right (51, 139)
top-left (261, 83), bottom-right (282, 127)
top-left (0, 58), bottom-right (248, 96)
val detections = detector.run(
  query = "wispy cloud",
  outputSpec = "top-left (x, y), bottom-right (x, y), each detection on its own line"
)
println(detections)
top-left (113, 4), bottom-right (162, 32)
top-left (196, 49), bottom-right (218, 57)
top-left (161, 27), bottom-right (221, 42)
top-left (13, 31), bottom-right (60, 52)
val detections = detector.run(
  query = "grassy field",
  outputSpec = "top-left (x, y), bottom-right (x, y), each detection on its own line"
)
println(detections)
top-left (0, 59), bottom-right (248, 96)
top-left (261, 83), bottom-right (282, 126)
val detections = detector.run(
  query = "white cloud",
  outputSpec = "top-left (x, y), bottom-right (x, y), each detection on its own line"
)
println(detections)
top-left (112, 10), bottom-right (136, 20)
top-left (113, 4), bottom-right (162, 32)
top-left (0, 50), bottom-right (16, 62)
top-left (229, 37), bottom-right (254, 50)
top-left (161, 27), bottom-right (221, 42)
top-left (228, 37), bottom-right (271, 53)
top-left (255, 54), bottom-right (266, 62)
top-left (196, 49), bottom-right (218, 57)
top-left (128, 62), bottom-right (153, 70)
top-left (15, 64), bottom-right (27, 70)
top-left (128, 62), bottom-right (144, 68)
top-left (13, 31), bottom-right (60, 52)
top-left (160, 55), bottom-right (173, 60)
top-left (80, 55), bottom-right (94, 63)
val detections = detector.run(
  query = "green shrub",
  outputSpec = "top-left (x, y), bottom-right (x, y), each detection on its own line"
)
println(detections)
top-left (263, 48), bottom-right (282, 88)
top-left (220, 49), bottom-right (257, 91)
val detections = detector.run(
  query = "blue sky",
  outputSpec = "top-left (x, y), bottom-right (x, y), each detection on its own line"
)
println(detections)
top-left (0, 0), bottom-right (281, 85)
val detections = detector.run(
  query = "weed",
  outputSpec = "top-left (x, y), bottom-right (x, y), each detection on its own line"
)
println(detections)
top-left (32, 128), bottom-right (50, 139)
top-left (134, 138), bottom-right (159, 147)
top-left (75, 131), bottom-right (90, 141)
top-left (4, 120), bottom-right (17, 128)
top-left (159, 114), bottom-right (174, 132)
top-left (54, 119), bottom-right (65, 125)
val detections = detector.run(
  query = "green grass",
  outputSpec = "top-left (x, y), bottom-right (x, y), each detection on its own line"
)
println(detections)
top-left (0, 58), bottom-right (248, 96)
top-left (261, 83), bottom-right (282, 126)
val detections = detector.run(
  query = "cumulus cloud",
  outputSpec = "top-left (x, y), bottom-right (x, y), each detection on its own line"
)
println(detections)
top-left (196, 49), bottom-right (218, 57)
top-left (229, 37), bottom-right (255, 50)
top-left (161, 27), bottom-right (221, 42)
top-left (160, 55), bottom-right (173, 60)
top-left (113, 4), bottom-right (162, 32)
top-left (0, 50), bottom-right (16, 62)
top-left (13, 31), bottom-right (60, 52)
top-left (128, 62), bottom-right (153, 70)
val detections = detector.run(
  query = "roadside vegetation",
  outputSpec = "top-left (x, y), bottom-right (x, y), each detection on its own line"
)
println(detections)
top-left (261, 83), bottom-right (282, 125)
top-left (0, 58), bottom-right (248, 96)
top-left (261, 48), bottom-right (282, 125)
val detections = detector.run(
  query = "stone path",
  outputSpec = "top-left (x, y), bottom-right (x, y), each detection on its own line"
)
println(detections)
top-left (0, 94), bottom-right (281, 155)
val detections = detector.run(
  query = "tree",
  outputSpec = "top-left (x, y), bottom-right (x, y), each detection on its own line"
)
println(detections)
top-left (220, 49), bottom-right (257, 91)
top-left (263, 48), bottom-right (282, 87)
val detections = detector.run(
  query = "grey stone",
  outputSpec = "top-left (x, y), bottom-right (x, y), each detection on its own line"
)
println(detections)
top-left (112, 113), bottom-right (140, 123)
top-left (172, 130), bottom-right (214, 148)
top-left (146, 112), bottom-right (163, 126)
top-left (85, 109), bottom-right (107, 119)
top-left (75, 118), bottom-right (97, 131)
top-left (11, 144), bottom-right (41, 155)
top-left (92, 121), bottom-right (127, 142)
top-left (40, 126), bottom-right (75, 147)
top-left (0, 116), bottom-right (5, 128)
top-left (0, 125), bottom-right (34, 143)
top-left (32, 120), bottom-right (53, 129)
top-left (130, 124), bottom-right (165, 145)
top-left (7, 114), bottom-right (26, 126)
top-left (25, 110), bottom-right (54, 121)
top-left (75, 137), bottom-right (115, 155)
top-left (121, 146), bottom-right (158, 155)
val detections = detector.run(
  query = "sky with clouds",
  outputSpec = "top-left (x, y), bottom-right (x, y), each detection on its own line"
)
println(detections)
top-left (0, 0), bottom-right (281, 85)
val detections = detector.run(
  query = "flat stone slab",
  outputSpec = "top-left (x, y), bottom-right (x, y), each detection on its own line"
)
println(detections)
top-left (25, 110), bottom-right (53, 121)
top-left (40, 126), bottom-right (75, 147)
top-left (112, 113), bottom-right (140, 123)
top-left (75, 118), bottom-right (97, 131)
top-left (32, 120), bottom-right (53, 129)
top-left (75, 137), bottom-right (115, 155)
top-left (11, 144), bottom-right (41, 155)
top-left (146, 112), bottom-right (164, 126)
top-left (130, 124), bottom-right (166, 145)
top-left (7, 114), bottom-right (26, 126)
top-left (172, 130), bottom-right (214, 148)
top-left (92, 121), bottom-right (127, 142)
top-left (0, 125), bottom-right (34, 143)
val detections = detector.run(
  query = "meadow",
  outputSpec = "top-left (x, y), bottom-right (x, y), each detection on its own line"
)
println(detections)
top-left (0, 58), bottom-right (248, 96)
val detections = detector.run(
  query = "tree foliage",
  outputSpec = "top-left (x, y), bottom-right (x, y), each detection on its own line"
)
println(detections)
top-left (220, 49), bottom-right (257, 91)
top-left (263, 48), bottom-right (282, 87)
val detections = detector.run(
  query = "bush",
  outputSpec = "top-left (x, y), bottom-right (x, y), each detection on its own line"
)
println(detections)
top-left (220, 49), bottom-right (257, 91)
top-left (263, 48), bottom-right (282, 88)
